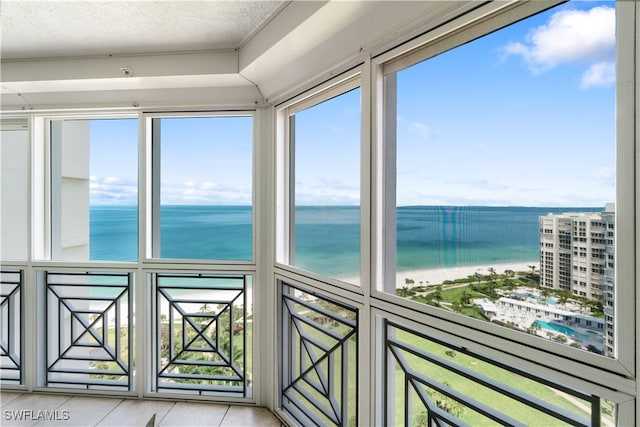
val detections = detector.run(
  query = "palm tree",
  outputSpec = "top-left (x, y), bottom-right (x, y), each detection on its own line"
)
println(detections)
top-left (540, 287), bottom-right (551, 304)
top-left (461, 289), bottom-right (472, 305)
top-left (558, 294), bottom-right (569, 307)
top-left (504, 278), bottom-right (516, 292)
top-left (432, 285), bottom-right (443, 306)
top-left (527, 322), bottom-right (540, 335)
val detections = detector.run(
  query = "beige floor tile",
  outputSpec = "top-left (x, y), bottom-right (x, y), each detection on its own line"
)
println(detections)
top-left (1, 395), bottom-right (282, 427)
top-left (219, 406), bottom-right (281, 427)
top-left (1, 392), bottom-right (24, 407)
top-left (32, 396), bottom-right (123, 426)
top-left (0, 393), bottom-right (71, 426)
top-left (95, 400), bottom-right (174, 427)
top-left (157, 401), bottom-right (229, 426)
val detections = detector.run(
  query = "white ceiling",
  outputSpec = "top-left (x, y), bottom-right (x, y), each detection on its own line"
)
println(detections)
top-left (1, 0), bottom-right (286, 59)
top-left (0, 1), bottom-right (479, 110)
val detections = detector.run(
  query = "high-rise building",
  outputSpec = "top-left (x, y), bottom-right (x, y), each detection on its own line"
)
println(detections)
top-left (539, 205), bottom-right (614, 299)
top-left (539, 204), bottom-right (615, 356)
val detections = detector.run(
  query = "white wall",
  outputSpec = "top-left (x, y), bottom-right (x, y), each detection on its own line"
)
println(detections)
top-left (0, 128), bottom-right (29, 260)
top-left (50, 120), bottom-right (90, 260)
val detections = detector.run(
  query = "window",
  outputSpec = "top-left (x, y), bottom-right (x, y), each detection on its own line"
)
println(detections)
top-left (381, 1), bottom-right (617, 358)
top-left (1, 118), bottom-right (29, 261)
top-left (149, 115), bottom-right (253, 261)
top-left (48, 118), bottom-right (138, 261)
top-left (282, 80), bottom-right (362, 285)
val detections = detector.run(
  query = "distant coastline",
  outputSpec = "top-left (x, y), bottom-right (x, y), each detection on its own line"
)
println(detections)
top-left (394, 261), bottom-right (538, 289)
top-left (90, 205), bottom-right (600, 280)
top-left (340, 261), bottom-right (538, 288)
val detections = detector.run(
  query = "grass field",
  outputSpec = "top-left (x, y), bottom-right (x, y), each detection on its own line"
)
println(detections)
top-left (389, 328), bottom-right (614, 426)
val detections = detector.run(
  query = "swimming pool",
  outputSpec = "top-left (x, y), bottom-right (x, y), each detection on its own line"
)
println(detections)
top-left (534, 320), bottom-right (588, 341)
top-left (528, 294), bottom-right (557, 305)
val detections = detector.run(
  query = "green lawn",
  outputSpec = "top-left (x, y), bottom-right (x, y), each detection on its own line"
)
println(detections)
top-left (392, 329), bottom-right (596, 426)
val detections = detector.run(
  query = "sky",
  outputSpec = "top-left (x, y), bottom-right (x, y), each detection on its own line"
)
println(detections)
top-left (89, 0), bottom-right (616, 208)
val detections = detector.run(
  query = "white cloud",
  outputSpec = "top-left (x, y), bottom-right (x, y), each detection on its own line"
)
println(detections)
top-left (104, 176), bottom-right (121, 184)
top-left (161, 181), bottom-right (251, 205)
top-left (502, 6), bottom-right (615, 86)
top-left (409, 121), bottom-right (431, 140)
top-left (295, 179), bottom-right (359, 205)
top-left (90, 176), bottom-right (137, 204)
top-left (580, 61), bottom-right (615, 88)
top-left (90, 177), bottom-right (252, 205)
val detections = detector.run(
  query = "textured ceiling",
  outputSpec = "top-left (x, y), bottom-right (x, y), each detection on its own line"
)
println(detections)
top-left (0, 0), bottom-right (285, 60)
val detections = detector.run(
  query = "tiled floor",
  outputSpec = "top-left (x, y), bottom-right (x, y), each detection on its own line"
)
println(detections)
top-left (0, 393), bottom-right (284, 427)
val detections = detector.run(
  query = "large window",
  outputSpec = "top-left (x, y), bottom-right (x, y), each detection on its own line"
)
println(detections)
top-left (382, 1), bottom-right (617, 357)
top-left (283, 81), bottom-right (362, 285)
top-left (49, 118), bottom-right (138, 261)
top-left (150, 115), bottom-right (253, 261)
top-left (0, 118), bottom-right (29, 261)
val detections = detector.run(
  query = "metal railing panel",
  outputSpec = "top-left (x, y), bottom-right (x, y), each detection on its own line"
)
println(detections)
top-left (1, 270), bottom-right (23, 385)
top-left (44, 271), bottom-right (133, 391)
top-left (383, 319), bottom-right (607, 426)
top-left (279, 281), bottom-right (358, 427)
top-left (151, 273), bottom-right (249, 397)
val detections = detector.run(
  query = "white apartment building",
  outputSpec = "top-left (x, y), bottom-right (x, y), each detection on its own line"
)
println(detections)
top-left (539, 204), bottom-right (616, 357)
top-left (539, 204), bottom-right (615, 300)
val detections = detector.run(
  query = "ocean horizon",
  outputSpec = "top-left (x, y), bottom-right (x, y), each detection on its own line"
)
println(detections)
top-left (90, 205), bottom-right (603, 278)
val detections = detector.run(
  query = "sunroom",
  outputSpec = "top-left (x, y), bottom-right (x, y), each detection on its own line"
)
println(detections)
top-left (1, 1), bottom-right (638, 426)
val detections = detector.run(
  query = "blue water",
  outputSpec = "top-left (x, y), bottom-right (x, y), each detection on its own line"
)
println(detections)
top-left (529, 294), bottom-right (557, 305)
top-left (90, 205), bottom-right (252, 261)
top-left (90, 205), bottom-right (601, 277)
top-left (534, 320), bottom-right (589, 341)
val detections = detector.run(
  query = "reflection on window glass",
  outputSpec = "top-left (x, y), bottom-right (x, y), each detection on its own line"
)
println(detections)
top-left (292, 88), bottom-right (361, 284)
top-left (387, 1), bottom-right (615, 356)
top-left (154, 116), bottom-right (253, 260)
top-left (1, 121), bottom-right (29, 261)
top-left (50, 118), bottom-right (138, 261)
top-left (384, 319), bottom-right (614, 426)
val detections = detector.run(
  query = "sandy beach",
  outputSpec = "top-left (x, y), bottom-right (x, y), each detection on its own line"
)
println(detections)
top-left (395, 261), bottom-right (538, 288)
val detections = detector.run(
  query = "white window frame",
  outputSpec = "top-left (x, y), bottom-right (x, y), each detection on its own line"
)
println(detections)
top-left (142, 111), bottom-right (257, 266)
top-left (368, 0), bottom-right (636, 421)
top-left (32, 113), bottom-right (138, 263)
top-left (275, 70), bottom-right (370, 294)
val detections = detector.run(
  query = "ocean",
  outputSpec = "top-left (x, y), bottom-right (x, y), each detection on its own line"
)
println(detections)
top-left (90, 205), bottom-right (602, 277)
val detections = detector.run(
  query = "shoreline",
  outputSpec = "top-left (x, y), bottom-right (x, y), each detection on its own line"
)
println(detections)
top-left (395, 261), bottom-right (538, 289)
top-left (339, 261), bottom-right (539, 288)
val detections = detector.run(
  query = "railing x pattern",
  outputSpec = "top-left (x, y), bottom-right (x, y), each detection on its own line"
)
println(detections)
top-left (151, 273), bottom-right (248, 396)
top-left (279, 281), bottom-right (358, 426)
top-left (45, 271), bottom-right (132, 390)
top-left (1, 270), bottom-right (23, 385)
top-left (383, 319), bottom-right (604, 426)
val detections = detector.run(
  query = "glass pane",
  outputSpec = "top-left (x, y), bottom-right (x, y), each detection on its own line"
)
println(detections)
top-left (387, 1), bottom-right (615, 356)
top-left (383, 319), bottom-right (609, 426)
top-left (292, 88), bottom-right (361, 284)
top-left (152, 272), bottom-right (251, 397)
top-left (44, 271), bottom-right (132, 390)
top-left (1, 122), bottom-right (28, 261)
top-left (154, 116), bottom-right (253, 260)
top-left (280, 281), bottom-right (358, 425)
top-left (51, 118), bottom-right (138, 261)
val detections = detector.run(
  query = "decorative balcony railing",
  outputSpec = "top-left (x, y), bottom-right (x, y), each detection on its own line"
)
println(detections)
top-left (44, 271), bottom-right (132, 390)
top-left (383, 319), bottom-right (605, 426)
top-left (279, 281), bottom-right (358, 426)
top-left (1, 270), bottom-right (23, 385)
top-left (150, 273), bottom-right (249, 397)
